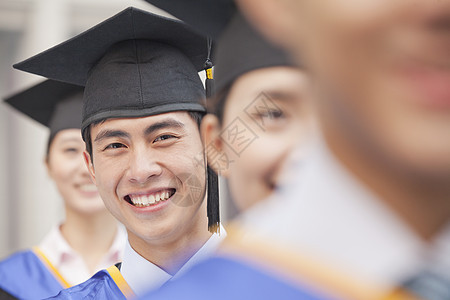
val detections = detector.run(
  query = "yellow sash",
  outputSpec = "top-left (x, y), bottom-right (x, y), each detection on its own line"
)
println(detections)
top-left (32, 246), bottom-right (71, 289)
top-left (106, 265), bottom-right (136, 299)
top-left (219, 225), bottom-right (419, 300)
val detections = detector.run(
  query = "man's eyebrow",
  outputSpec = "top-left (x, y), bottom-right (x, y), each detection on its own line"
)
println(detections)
top-left (144, 119), bottom-right (185, 136)
top-left (94, 130), bottom-right (130, 143)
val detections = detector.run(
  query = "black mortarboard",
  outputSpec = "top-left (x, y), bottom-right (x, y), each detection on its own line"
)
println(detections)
top-left (13, 7), bottom-right (208, 135)
top-left (13, 7), bottom-right (221, 233)
top-left (214, 12), bottom-right (294, 93)
top-left (4, 79), bottom-right (83, 142)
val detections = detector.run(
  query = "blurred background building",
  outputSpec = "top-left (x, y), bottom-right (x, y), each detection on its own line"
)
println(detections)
top-left (0, 0), bottom-right (239, 259)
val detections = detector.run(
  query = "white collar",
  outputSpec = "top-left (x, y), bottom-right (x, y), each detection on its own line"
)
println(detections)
top-left (39, 223), bottom-right (126, 267)
top-left (239, 137), bottom-right (450, 290)
top-left (39, 225), bottom-right (74, 265)
top-left (121, 225), bottom-right (226, 297)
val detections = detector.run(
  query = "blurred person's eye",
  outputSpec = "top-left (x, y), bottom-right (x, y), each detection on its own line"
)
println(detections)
top-left (254, 108), bottom-right (285, 121)
top-left (64, 147), bottom-right (79, 153)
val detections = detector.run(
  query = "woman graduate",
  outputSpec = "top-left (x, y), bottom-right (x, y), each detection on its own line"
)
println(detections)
top-left (0, 80), bottom-right (126, 299)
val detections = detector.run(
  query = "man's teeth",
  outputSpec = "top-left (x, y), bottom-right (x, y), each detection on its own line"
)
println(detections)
top-left (130, 191), bottom-right (171, 207)
top-left (79, 184), bottom-right (97, 192)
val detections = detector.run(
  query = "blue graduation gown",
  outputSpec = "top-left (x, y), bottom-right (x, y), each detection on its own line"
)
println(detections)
top-left (140, 226), bottom-right (418, 300)
top-left (48, 265), bottom-right (135, 299)
top-left (0, 248), bottom-right (69, 299)
top-left (141, 256), bottom-right (337, 300)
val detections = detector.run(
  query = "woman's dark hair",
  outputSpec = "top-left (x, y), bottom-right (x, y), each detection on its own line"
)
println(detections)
top-left (83, 111), bottom-right (205, 162)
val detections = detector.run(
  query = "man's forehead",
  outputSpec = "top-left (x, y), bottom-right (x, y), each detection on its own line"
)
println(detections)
top-left (90, 111), bottom-right (192, 136)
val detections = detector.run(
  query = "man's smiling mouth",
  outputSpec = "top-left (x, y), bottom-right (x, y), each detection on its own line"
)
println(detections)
top-left (124, 189), bottom-right (176, 207)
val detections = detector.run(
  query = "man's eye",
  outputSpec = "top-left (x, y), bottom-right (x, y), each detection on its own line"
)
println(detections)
top-left (104, 143), bottom-right (125, 150)
top-left (153, 135), bottom-right (176, 143)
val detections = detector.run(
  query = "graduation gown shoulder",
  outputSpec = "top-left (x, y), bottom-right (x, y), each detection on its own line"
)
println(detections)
top-left (0, 249), bottom-right (64, 299)
top-left (140, 256), bottom-right (334, 300)
top-left (48, 266), bottom-right (133, 300)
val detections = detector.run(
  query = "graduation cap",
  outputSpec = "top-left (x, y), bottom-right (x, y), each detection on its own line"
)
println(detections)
top-left (13, 7), bottom-right (220, 233)
top-left (214, 13), bottom-right (294, 93)
top-left (4, 79), bottom-right (84, 145)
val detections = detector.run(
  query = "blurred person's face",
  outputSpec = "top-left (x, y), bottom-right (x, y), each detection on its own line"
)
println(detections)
top-left (84, 112), bottom-right (208, 245)
top-left (46, 128), bottom-right (106, 215)
top-left (237, 0), bottom-right (450, 178)
top-left (202, 67), bottom-right (315, 211)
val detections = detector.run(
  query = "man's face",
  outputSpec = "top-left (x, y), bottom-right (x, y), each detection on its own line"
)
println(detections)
top-left (85, 112), bottom-right (207, 245)
top-left (238, 0), bottom-right (450, 176)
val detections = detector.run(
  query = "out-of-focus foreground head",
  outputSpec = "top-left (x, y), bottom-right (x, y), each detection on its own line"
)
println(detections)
top-left (237, 0), bottom-right (450, 179)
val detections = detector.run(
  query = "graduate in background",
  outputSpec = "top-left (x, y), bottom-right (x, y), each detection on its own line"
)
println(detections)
top-left (142, 0), bottom-right (450, 299)
top-left (14, 7), bottom-right (224, 299)
top-left (200, 12), bottom-right (315, 212)
top-left (0, 80), bottom-right (126, 299)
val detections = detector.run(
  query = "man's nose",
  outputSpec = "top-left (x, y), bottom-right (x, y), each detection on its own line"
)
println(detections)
top-left (127, 146), bottom-right (163, 185)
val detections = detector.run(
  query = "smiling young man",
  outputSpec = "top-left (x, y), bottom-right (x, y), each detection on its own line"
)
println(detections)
top-left (86, 112), bottom-right (214, 276)
top-left (14, 7), bottom-right (223, 299)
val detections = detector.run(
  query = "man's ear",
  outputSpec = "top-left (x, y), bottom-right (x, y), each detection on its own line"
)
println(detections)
top-left (236, 0), bottom-right (297, 50)
top-left (200, 114), bottom-right (230, 178)
top-left (83, 151), bottom-right (96, 184)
